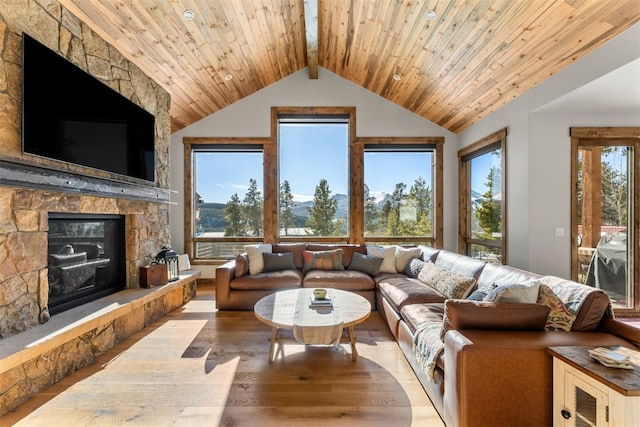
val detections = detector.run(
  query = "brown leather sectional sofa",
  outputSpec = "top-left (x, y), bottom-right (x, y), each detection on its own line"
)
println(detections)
top-left (215, 243), bottom-right (640, 427)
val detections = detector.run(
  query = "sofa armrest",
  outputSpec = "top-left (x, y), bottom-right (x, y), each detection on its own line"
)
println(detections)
top-left (443, 329), bottom-right (637, 427)
top-left (597, 317), bottom-right (640, 348)
top-left (215, 260), bottom-right (236, 309)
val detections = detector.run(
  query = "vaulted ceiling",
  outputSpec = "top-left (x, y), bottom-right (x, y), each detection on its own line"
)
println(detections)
top-left (60, 1), bottom-right (640, 134)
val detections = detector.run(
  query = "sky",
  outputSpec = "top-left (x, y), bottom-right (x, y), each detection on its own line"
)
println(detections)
top-left (195, 123), bottom-right (437, 204)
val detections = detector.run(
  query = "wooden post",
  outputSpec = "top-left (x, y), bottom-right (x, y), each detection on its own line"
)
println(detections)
top-left (581, 147), bottom-right (602, 248)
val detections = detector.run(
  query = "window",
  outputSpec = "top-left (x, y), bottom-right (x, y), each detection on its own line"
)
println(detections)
top-left (362, 139), bottom-right (442, 247)
top-left (571, 127), bottom-right (639, 315)
top-left (458, 129), bottom-right (507, 263)
top-left (184, 140), bottom-right (267, 259)
top-left (278, 114), bottom-right (349, 238)
top-left (183, 107), bottom-right (444, 261)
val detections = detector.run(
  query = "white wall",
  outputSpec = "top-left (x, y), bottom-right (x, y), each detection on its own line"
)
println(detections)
top-left (458, 22), bottom-right (640, 276)
top-left (169, 68), bottom-right (457, 276)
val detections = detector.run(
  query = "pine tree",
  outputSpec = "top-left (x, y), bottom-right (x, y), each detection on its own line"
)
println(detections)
top-left (409, 177), bottom-right (432, 235)
top-left (307, 179), bottom-right (337, 236)
top-left (280, 180), bottom-right (296, 235)
top-left (224, 193), bottom-right (245, 236)
top-left (475, 166), bottom-right (502, 240)
top-left (385, 182), bottom-right (406, 235)
top-left (364, 183), bottom-right (379, 234)
top-left (243, 178), bottom-right (263, 236)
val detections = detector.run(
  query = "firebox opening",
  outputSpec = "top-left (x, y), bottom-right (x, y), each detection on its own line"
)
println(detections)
top-left (47, 213), bottom-right (126, 315)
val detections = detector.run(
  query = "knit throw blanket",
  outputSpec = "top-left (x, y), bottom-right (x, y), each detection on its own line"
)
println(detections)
top-left (413, 321), bottom-right (445, 382)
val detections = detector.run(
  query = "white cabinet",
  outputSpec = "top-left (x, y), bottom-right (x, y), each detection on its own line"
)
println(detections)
top-left (549, 346), bottom-right (640, 427)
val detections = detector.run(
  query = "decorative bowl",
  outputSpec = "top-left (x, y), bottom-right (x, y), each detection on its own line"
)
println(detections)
top-left (313, 288), bottom-right (328, 299)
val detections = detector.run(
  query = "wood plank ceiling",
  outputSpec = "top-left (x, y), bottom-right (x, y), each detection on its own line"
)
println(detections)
top-left (59, 1), bottom-right (640, 134)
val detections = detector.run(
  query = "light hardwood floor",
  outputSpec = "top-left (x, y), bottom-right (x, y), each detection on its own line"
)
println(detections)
top-left (1, 286), bottom-right (444, 426)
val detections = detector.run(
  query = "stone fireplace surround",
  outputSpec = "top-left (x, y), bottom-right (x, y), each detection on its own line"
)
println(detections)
top-left (0, 1), bottom-right (200, 414)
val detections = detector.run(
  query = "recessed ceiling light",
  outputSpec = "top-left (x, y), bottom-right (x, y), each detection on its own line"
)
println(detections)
top-left (224, 74), bottom-right (233, 81)
top-left (183, 10), bottom-right (195, 20)
top-left (426, 10), bottom-right (437, 20)
top-left (393, 74), bottom-right (401, 81)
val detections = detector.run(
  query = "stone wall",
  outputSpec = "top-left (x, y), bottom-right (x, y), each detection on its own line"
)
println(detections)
top-left (0, 0), bottom-right (173, 339)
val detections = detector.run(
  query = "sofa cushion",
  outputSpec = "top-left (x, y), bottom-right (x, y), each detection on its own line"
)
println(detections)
top-left (367, 245), bottom-right (397, 273)
top-left (484, 281), bottom-right (541, 304)
top-left (302, 270), bottom-right (375, 291)
top-left (306, 244), bottom-right (366, 268)
top-left (262, 252), bottom-right (297, 272)
top-left (302, 249), bottom-right (345, 273)
top-left (418, 261), bottom-right (476, 300)
top-left (433, 250), bottom-right (487, 280)
top-left (442, 300), bottom-right (550, 338)
top-left (395, 246), bottom-right (422, 272)
top-left (272, 243), bottom-right (306, 269)
top-left (230, 269), bottom-right (303, 290)
top-left (244, 243), bottom-right (272, 275)
top-left (403, 257), bottom-right (426, 278)
top-left (235, 254), bottom-right (249, 277)
top-left (400, 303), bottom-right (445, 334)
top-left (348, 252), bottom-right (383, 276)
top-left (378, 277), bottom-right (446, 312)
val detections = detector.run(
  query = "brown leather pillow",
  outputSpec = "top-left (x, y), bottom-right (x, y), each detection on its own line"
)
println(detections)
top-left (442, 300), bottom-right (550, 339)
top-left (235, 254), bottom-right (249, 278)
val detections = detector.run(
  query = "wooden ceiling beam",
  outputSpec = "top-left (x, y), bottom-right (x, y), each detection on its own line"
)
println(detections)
top-left (304, 0), bottom-right (318, 79)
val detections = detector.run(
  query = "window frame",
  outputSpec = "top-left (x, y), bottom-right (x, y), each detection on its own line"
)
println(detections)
top-left (183, 107), bottom-right (444, 261)
top-left (276, 108), bottom-right (352, 242)
top-left (183, 137), bottom-right (271, 262)
top-left (358, 137), bottom-right (444, 248)
top-left (458, 128), bottom-right (508, 264)
top-left (570, 127), bottom-right (640, 316)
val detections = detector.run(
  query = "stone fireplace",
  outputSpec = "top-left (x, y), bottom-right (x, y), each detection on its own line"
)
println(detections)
top-left (0, 2), bottom-right (200, 415)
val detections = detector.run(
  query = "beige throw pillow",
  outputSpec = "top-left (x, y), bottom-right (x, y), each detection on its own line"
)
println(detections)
top-left (417, 261), bottom-right (476, 299)
top-left (395, 246), bottom-right (422, 273)
top-left (244, 243), bottom-right (272, 275)
top-left (484, 281), bottom-right (540, 304)
top-left (366, 245), bottom-right (397, 273)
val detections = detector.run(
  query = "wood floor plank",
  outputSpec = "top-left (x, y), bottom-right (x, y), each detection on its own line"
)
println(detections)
top-left (1, 286), bottom-right (444, 426)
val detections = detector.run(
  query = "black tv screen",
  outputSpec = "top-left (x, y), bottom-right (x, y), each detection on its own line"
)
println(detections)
top-left (21, 33), bottom-right (155, 182)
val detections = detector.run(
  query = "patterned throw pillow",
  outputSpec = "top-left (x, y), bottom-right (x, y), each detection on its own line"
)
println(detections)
top-left (395, 246), bottom-right (422, 272)
top-left (466, 285), bottom-right (496, 301)
top-left (302, 249), bottom-right (345, 273)
top-left (348, 252), bottom-right (383, 276)
top-left (262, 252), bottom-right (297, 272)
top-left (537, 284), bottom-right (577, 331)
top-left (244, 243), bottom-right (272, 275)
top-left (403, 257), bottom-right (426, 278)
top-left (484, 281), bottom-right (540, 304)
top-left (417, 261), bottom-right (476, 300)
top-left (366, 245), bottom-right (397, 273)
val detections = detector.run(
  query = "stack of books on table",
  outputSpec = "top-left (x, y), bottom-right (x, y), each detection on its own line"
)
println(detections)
top-left (588, 347), bottom-right (633, 369)
top-left (309, 297), bottom-right (333, 308)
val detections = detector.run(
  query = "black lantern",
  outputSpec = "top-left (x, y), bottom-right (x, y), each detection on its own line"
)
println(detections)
top-left (154, 246), bottom-right (179, 282)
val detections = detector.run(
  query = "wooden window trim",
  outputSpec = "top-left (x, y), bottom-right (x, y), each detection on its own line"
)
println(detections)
top-left (458, 128), bottom-right (508, 264)
top-left (184, 107), bottom-right (445, 260)
top-left (357, 137), bottom-right (444, 248)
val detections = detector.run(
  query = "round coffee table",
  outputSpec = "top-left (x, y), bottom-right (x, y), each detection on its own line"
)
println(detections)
top-left (254, 288), bottom-right (371, 362)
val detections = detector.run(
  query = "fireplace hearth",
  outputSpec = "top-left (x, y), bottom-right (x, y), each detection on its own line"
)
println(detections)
top-left (47, 213), bottom-right (126, 315)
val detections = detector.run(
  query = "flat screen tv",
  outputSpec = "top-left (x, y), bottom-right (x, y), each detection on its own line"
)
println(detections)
top-left (21, 33), bottom-right (156, 182)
